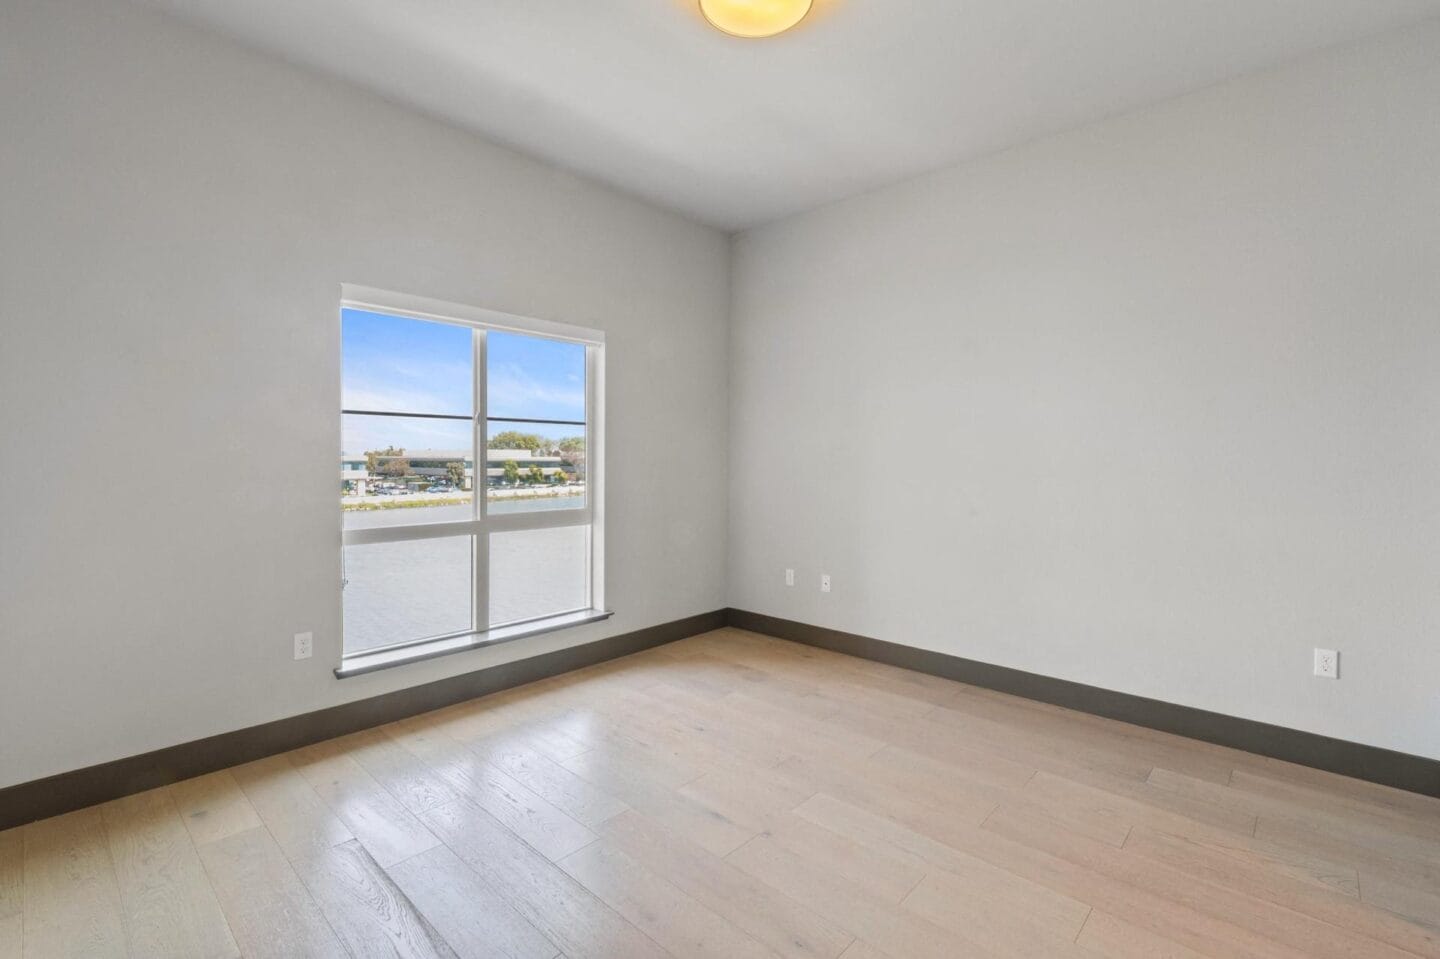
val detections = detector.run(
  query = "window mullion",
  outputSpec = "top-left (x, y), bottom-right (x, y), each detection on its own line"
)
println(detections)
top-left (587, 343), bottom-right (604, 612)
top-left (474, 327), bottom-right (488, 633)
top-left (483, 509), bottom-right (592, 535)
top-left (342, 519), bottom-right (484, 547)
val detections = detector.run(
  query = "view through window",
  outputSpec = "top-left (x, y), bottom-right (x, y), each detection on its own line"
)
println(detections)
top-left (340, 303), bottom-right (599, 658)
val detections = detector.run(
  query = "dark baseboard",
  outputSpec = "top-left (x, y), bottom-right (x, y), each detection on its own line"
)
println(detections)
top-left (0, 609), bottom-right (726, 831)
top-left (8, 605), bottom-right (1433, 830)
top-left (726, 608), bottom-right (1440, 799)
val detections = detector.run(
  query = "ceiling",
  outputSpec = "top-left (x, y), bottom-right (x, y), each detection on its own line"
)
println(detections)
top-left (139, 0), bottom-right (1440, 231)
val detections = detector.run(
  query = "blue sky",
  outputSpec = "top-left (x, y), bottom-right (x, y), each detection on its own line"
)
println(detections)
top-left (342, 308), bottom-right (585, 454)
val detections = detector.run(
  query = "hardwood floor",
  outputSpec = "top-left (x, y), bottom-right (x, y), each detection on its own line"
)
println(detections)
top-left (2, 627), bottom-right (1437, 958)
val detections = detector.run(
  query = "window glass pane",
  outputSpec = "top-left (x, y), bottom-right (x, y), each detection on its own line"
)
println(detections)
top-left (489, 525), bottom-right (589, 627)
top-left (342, 308), bottom-right (473, 415)
top-left (343, 536), bottom-right (473, 654)
top-left (486, 330), bottom-right (585, 422)
top-left (485, 421), bottom-right (586, 513)
top-left (343, 415), bottom-right (474, 529)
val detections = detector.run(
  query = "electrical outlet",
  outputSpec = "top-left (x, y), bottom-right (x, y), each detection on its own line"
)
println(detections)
top-left (820, 574), bottom-right (831, 593)
top-left (294, 631), bottom-right (313, 660)
top-left (1313, 648), bottom-right (1338, 679)
top-left (785, 568), bottom-right (795, 587)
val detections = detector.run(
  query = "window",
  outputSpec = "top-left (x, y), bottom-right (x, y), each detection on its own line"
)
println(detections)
top-left (338, 287), bottom-right (605, 675)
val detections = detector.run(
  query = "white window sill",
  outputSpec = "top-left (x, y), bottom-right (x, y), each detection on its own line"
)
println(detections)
top-left (334, 608), bottom-right (614, 678)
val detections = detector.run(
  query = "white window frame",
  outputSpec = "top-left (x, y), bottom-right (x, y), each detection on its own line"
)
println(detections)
top-left (337, 284), bottom-right (607, 676)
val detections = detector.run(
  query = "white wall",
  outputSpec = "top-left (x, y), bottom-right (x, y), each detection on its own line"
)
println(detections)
top-left (3, 2), bottom-right (1435, 792)
top-left (729, 23), bottom-right (1440, 760)
top-left (0, 0), bottom-right (730, 788)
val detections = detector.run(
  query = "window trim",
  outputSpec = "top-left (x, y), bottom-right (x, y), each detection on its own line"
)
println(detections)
top-left (343, 284), bottom-right (606, 347)
top-left (334, 609), bottom-right (615, 679)
top-left (337, 285), bottom-right (606, 676)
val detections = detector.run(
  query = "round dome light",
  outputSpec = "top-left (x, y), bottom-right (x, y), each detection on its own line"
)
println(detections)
top-left (699, 0), bottom-right (813, 38)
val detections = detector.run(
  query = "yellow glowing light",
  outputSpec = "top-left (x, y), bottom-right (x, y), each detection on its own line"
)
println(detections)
top-left (699, 0), bottom-right (813, 38)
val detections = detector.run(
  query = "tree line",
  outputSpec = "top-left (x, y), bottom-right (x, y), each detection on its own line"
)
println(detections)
top-left (488, 431), bottom-right (585, 455)
top-left (360, 433), bottom-right (584, 487)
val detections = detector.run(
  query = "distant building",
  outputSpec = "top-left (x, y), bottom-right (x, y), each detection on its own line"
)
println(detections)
top-left (341, 448), bottom-right (575, 494)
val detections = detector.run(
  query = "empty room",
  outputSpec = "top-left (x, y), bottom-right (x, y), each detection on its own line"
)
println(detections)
top-left (2, 0), bottom-right (1439, 956)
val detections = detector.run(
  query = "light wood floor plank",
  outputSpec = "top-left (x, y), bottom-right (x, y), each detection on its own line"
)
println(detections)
top-left (764, 812), bottom-right (926, 905)
top-left (1151, 764), bottom-right (1440, 865)
top-left (385, 844), bottom-right (560, 959)
top-left (1255, 801), bottom-right (1440, 868)
top-left (0, 914), bottom-right (20, 959)
top-left (290, 738), bottom-right (443, 868)
top-left (0, 829), bottom-right (22, 921)
top-left (348, 728), bottom-right (464, 817)
top-left (559, 840), bottom-right (778, 959)
top-left (21, 807), bottom-right (127, 959)
top-left (944, 684), bottom-right (1238, 785)
top-left (435, 690), bottom-right (594, 767)
top-left (1136, 777), bottom-right (1364, 897)
top-left (985, 803), bottom-right (1421, 959)
top-left (432, 753), bottom-right (595, 863)
top-left (695, 639), bottom-right (937, 723)
top-left (167, 770), bottom-right (262, 848)
top-left (229, 754), bottom-right (354, 862)
top-left (710, 687), bottom-right (889, 764)
top-left (419, 798), bottom-right (670, 959)
top-left (1250, 756), bottom-right (1440, 822)
top-left (923, 702), bottom-right (1157, 783)
top-left (1018, 768), bottom-right (1258, 847)
top-left (292, 840), bottom-right (457, 959)
top-left (775, 754), bottom-right (997, 843)
top-left (659, 647), bottom-right (840, 710)
top-left (1230, 768), bottom-right (1440, 839)
top-left (478, 719), bottom-right (593, 768)
top-left (834, 942), bottom-right (888, 959)
top-left (1361, 871), bottom-right (1440, 935)
top-left (797, 790), bottom-right (1311, 959)
top-left (901, 852), bottom-right (1092, 957)
top-left (99, 788), bottom-right (238, 959)
top-left (1074, 911), bottom-right (1210, 959)
top-left (865, 740), bottom-right (1035, 793)
top-left (562, 747), bottom-right (756, 858)
top-left (196, 825), bottom-right (347, 959)
top-left (631, 684), bottom-right (795, 768)
top-left (600, 809), bottom-right (853, 959)
top-left (726, 832), bottom-right (994, 959)
top-left (462, 740), bottom-right (630, 830)
top-left (1255, 815), bottom-right (1440, 897)
top-left (554, 720), bottom-right (705, 789)
top-left (902, 872), bottom-right (1092, 958)
top-left (390, 715), bottom-right (598, 862)
top-left (0, 835), bottom-right (18, 959)
top-left (597, 700), bottom-right (773, 776)
top-left (1124, 825), bottom-right (1440, 957)
top-left (676, 762), bottom-right (816, 837)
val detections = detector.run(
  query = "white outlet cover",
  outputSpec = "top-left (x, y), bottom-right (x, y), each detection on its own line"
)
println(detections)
top-left (820, 574), bottom-right (831, 593)
top-left (1313, 648), bottom-right (1338, 679)
top-left (294, 631), bottom-right (314, 660)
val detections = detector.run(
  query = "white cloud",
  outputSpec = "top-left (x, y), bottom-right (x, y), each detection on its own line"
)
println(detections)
top-left (488, 362), bottom-right (584, 414)
top-left (343, 384), bottom-right (456, 414)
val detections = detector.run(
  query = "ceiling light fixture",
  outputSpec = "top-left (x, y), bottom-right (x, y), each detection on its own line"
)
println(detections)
top-left (699, 0), bottom-right (813, 38)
